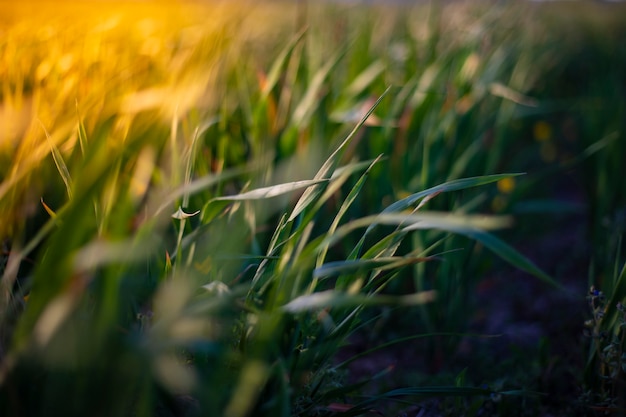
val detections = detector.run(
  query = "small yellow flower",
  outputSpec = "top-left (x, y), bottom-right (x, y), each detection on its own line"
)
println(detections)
top-left (533, 121), bottom-right (552, 142)
top-left (497, 177), bottom-right (516, 194)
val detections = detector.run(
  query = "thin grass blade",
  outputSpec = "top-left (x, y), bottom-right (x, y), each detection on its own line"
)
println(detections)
top-left (420, 225), bottom-right (560, 288)
top-left (317, 156), bottom-right (383, 267)
top-left (262, 28), bottom-right (307, 97)
top-left (288, 87), bottom-right (391, 222)
top-left (214, 179), bottom-right (327, 201)
top-left (292, 47), bottom-right (345, 127)
top-left (41, 121), bottom-right (73, 200)
top-left (282, 289), bottom-right (436, 313)
top-left (313, 257), bottom-right (433, 280)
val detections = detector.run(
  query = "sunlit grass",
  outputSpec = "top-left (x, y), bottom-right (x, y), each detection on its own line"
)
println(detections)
top-left (1, 1), bottom-right (625, 415)
top-left (0, 1), bottom-right (278, 240)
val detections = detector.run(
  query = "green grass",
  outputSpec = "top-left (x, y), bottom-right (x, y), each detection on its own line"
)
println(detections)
top-left (1, 1), bottom-right (626, 416)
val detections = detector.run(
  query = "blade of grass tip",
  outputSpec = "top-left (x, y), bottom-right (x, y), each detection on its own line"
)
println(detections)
top-left (16, 203), bottom-right (67, 265)
top-left (262, 28), bottom-right (307, 98)
top-left (213, 179), bottom-right (328, 201)
top-left (75, 99), bottom-right (88, 156)
top-left (316, 156), bottom-right (382, 266)
top-left (363, 173), bottom-right (524, 237)
top-left (154, 164), bottom-right (253, 217)
top-left (353, 232), bottom-right (405, 265)
top-left (182, 120), bottom-right (219, 208)
top-left (317, 155), bottom-right (384, 268)
top-left (288, 87), bottom-right (391, 222)
top-left (330, 158), bottom-right (383, 180)
top-left (385, 174), bottom-right (524, 215)
top-left (399, 213), bottom-right (512, 232)
top-left (561, 131), bottom-right (618, 170)
top-left (488, 82), bottom-right (539, 107)
top-left (40, 198), bottom-right (57, 219)
top-left (40, 120), bottom-right (73, 200)
top-left (298, 158), bottom-right (386, 244)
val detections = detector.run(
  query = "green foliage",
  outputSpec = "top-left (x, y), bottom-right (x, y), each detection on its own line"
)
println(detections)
top-left (1, 1), bottom-right (625, 416)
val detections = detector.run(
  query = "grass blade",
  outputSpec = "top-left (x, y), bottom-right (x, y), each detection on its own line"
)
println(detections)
top-left (288, 87), bottom-right (391, 222)
top-left (40, 120), bottom-right (73, 200)
top-left (316, 156), bottom-right (383, 267)
top-left (383, 174), bottom-right (524, 216)
top-left (313, 257), bottom-right (432, 280)
top-left (214, 179), bottom-right (328, 201)
top-left (417, 224), bottom-right (560, 288)
top-left (282, 290), bottom-right (436, 313)
top-left (262, 28), bottom-right (307, 97)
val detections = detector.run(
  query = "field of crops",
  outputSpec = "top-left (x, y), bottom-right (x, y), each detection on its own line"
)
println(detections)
top-left (1, 1), bottom-right (625, 416)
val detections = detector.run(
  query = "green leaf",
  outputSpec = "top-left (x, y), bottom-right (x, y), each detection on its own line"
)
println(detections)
top-left (282, 290), bottom-right (436, 313)
top-left (384, 174), bottom-right (523, 216)
top-left (360, 173), bottom-right (523, 241)
top-left (321, 211), bottom-right (558, 287)
top-left (323, 212), bottom-right (512, 249)
top-left (213, 179), bottom-right (328, 201)
top-left (313, 257), bottom-right (432, 280)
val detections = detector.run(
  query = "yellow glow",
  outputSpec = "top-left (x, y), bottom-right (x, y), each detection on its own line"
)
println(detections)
top-left (0, 0), bottom-right (280, 239)
top-left (533, 120), bottom-right (552, 141)
top-left (497, 177), bottom-right (516, 194)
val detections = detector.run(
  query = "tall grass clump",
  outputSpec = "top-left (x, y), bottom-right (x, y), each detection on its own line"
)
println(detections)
top-left (215, 3), bottom-right (539, 356)
top-left (0, 3), bottom-right (558, 413)
top-left (2, 0), bottom-right (626, 415)
top-left (0, 76), bottom-right (551, 415)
